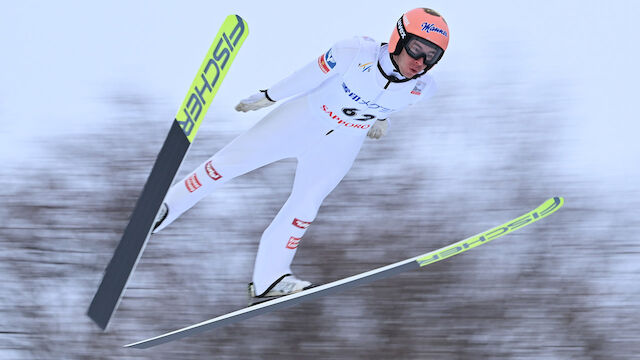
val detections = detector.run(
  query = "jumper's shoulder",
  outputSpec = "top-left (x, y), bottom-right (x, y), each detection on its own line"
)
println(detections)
top-left (332, 36), bottom-right (380, 53)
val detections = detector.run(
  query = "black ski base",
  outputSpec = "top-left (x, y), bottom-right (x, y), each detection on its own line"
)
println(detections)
top-left (88, 120), bottom-right (190, 330)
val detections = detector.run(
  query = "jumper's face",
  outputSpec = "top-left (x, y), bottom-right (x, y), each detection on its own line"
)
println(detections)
top-left (393, 37), bottom-right (443, 78)
top-left (393, 47), bottom-right (429, 78)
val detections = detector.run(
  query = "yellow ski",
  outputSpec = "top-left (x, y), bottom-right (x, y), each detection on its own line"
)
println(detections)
top-left (88, 15), bottom-right (249, 330)
top-left (126, 197), bottom-right (564, 349)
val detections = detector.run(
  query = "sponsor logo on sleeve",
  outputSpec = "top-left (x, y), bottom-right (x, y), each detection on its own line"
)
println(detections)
top-left (204, 161), bottom-right (222, 180)
top-left (317, 48), bottom-right (336, 74)
top-left (185, 173), bottom-right (202, 193)
top-left (286, 236), bottom-right (301, 249)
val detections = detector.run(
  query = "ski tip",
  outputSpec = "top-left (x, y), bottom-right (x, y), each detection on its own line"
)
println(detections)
top-left (228, 14), bottom-right (249, 29)
top-left (551, 196), bottom-right (564, 207)
top-left (535, 197), bottom-right (564, 219)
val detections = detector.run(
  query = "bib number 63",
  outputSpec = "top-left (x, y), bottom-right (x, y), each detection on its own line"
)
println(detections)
top-left (342, 108), bottom-right (376, 121)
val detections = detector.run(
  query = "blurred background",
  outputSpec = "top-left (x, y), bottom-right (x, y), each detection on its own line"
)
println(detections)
top-left (1, 1), bottom-right (639, 359)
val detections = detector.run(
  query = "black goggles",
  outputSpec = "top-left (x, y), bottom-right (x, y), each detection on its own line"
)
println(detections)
top-left (403, 36), bottom-right (444, 66)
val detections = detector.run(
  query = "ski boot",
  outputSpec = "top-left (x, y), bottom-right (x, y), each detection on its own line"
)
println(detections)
top-left (248, 274), bottom-right (313, 306)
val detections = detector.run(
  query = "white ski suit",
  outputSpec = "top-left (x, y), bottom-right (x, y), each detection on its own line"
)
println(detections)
top-left (155, 36), bottom-right (437, 294)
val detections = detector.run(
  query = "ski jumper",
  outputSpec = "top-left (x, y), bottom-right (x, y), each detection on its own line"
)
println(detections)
top-left (155, 36), bottom-right (437, 294)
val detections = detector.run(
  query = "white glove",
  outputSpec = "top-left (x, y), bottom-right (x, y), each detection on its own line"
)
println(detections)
top-left (235, 90), bottom-right (276, 112)
top-left (367, 119), bottom-right (389, 139)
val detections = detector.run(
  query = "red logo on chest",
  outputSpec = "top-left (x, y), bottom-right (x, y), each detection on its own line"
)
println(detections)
top-left (321, 105), bottom-right (371, 129)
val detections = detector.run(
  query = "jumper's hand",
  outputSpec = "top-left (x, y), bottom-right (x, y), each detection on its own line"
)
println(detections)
top-left (235, 90), bottom-right (276, 112)
top-left (367, 119), bottom-right (388, 139)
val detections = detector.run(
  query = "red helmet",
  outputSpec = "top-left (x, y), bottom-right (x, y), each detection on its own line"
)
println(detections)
top-left (389, 8), bottom-right (449, 71)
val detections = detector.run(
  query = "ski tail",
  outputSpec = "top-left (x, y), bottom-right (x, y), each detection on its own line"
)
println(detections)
top-left (87, 14), bottom-right (249, 330)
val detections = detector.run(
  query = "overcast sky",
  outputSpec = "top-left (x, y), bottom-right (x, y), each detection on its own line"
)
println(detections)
top-left (1, 1), bottom-right (638, 186)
